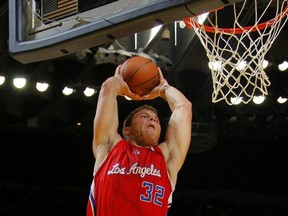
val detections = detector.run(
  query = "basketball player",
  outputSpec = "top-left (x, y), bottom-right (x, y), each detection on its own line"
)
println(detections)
top-left (86, 65), bottom-right (192, 216)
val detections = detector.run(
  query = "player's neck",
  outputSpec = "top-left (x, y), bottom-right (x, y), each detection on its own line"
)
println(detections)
top-left (126, 138), bottom-right (154, 148)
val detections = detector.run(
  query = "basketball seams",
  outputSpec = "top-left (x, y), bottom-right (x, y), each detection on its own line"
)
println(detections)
top-left (121, 58), bottom-right (134, 80)
top-left (130, 74), bottom-right (160, 87)
top-left (125, 59), bottom-right (152, 84)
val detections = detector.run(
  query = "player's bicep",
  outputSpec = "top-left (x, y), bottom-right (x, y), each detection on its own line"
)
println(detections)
top-left (93, 105), bottom-right (118, 143)
top-left (165, 106), bottom-right (192, 168)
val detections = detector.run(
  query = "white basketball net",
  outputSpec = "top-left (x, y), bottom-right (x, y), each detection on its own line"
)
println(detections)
top-left (184, 0), bottom-right (288, 105)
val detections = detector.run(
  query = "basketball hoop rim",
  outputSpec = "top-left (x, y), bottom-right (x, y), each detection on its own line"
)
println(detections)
top-left (183, 4), bottom-right (288, 34)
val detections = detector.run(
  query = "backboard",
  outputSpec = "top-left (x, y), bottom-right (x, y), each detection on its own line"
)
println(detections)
top-left (9, 0), bottom-right (242, 64)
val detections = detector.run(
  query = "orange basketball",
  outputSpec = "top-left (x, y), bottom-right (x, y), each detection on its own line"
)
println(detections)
top-left (120, 56), bottom-right (160, 96)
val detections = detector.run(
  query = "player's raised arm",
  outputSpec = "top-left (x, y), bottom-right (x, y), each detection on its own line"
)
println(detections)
top-left (157, 71), bottom-right (192, 185)
top-left (92, 74), bottom-right (121, 157)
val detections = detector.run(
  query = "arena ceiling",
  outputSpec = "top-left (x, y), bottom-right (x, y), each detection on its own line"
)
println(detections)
top-left (1, 0), bottom-right (288, 141)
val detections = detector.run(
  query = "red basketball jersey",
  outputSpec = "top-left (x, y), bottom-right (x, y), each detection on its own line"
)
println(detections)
top-left (86, 140), bottom-right (174, 216)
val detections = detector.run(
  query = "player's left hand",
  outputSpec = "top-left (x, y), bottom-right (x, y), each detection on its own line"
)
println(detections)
top-left (140, 67), bottom-right (168, 100)
top-left (114, 65), bottom-right (140, 100)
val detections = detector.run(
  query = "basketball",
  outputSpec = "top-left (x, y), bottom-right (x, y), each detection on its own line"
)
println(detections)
top-left (120, 56), bottom-right (160, 96)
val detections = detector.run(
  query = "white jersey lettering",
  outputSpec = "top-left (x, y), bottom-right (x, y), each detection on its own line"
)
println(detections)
top-left (107, 162), bottom-right (161, 178)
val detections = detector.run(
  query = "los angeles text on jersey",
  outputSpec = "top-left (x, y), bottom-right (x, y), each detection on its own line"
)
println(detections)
top-left (107, 162), bottom-right (162, 178)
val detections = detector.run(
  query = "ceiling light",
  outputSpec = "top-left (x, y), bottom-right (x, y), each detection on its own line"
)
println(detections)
top-left (62, 87), bottom-right (74, 96)
top-left (0, 76), bottom-right (5, 85)
top-left (230, 96), bottom-right (242, 105)
top-left (278, 60), bottom-right (288, 71)
top-left (208, 60), bottom-right (222, 70)
top-left (253, 95), bottom-right (265, 104)
top-left (262, 59), bottom-right (269, 69)
top-left (83, 87), bottom-right (96, 97)
top-left (236, 60), bottom-right (247, 71)
top-left (13, 77), bottom-right (26, 89)
top-left (36, 82), bottom-right (49, 92)
top-left (277, 96), bottom-right (287, 104)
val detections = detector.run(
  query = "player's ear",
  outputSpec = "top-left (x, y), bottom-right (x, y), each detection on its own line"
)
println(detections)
top-left (123, 127), bottom-right (130, 139)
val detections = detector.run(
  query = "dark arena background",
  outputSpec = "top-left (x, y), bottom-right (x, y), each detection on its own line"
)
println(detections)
top-left (1, 0), bottom-right (288, 215)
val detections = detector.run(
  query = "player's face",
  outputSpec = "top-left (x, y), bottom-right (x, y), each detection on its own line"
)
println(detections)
top-left (129, 109), bottom-right (161, 146)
